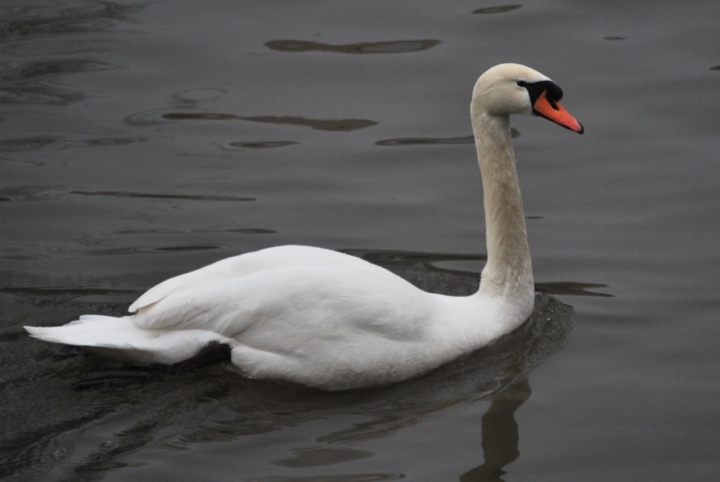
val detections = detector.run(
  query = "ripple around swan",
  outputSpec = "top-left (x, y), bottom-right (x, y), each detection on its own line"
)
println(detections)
top-left (5, 250), bottom-right (573, 477)
top-left (264, 39), bottom-right (440, 54)
top-left (535, 281), bottom-right (613, 298)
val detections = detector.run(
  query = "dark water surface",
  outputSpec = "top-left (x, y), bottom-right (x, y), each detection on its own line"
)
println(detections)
top-left (2, 1), bottom-right (719, 481)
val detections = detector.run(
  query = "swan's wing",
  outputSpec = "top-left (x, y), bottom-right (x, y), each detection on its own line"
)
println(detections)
top-left (131, 263), bottom-right (431, 344)
top-left (129, 245), bottom-right (390, 313)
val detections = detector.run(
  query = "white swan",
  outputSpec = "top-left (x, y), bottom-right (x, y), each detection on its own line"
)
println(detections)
top-left (25, 64), bottom-right (583, 390)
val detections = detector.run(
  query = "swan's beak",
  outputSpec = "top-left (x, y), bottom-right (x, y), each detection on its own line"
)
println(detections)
top-left (533, 90), bottom-right (584, 134)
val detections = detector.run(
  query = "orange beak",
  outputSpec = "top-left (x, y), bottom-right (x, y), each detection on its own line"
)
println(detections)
top-left (533, 90), bottom-right (584, 134)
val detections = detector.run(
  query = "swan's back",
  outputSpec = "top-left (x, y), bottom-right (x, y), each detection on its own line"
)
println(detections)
top-left (129, 245), bottom-right (398, 314)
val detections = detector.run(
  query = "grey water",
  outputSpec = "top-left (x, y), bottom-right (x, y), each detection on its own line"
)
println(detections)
top-left (1, 1), bottom-right (719, 480)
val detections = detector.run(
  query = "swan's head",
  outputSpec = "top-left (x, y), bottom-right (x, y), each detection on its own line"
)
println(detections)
top-left (472, 63), bottom-right (583, 134)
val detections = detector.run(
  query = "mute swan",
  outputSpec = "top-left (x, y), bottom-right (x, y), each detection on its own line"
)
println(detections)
top-left (25, 64), bottom-right (583, 390)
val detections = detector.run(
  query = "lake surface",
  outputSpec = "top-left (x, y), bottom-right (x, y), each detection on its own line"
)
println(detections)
top-left (1, 1), bottom-right (719, 481)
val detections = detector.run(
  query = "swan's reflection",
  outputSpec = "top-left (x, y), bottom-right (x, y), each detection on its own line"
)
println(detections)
top-left (460, 377), bottom-right (531, 482)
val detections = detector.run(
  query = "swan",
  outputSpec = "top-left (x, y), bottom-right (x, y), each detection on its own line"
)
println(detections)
top-left (25, 63), bottom-right (583, 390)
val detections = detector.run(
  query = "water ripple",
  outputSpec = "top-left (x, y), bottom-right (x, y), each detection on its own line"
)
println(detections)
top-left (224, 228), bottom-right (276, 234)
top-left (0, 135), bottom-right (145, 152)
top-left (172, 88), bottom-right (227, 104)
top-left (376, 129), bottom-right (518, 146)
top-left (0, 59), bottom-right (113, 105)
top-left (228, 141), bottom-right (298, 149)
top-left (472, 5), bottom-right (523, 14)
top-left (162, 112), bottom-right (239, 121)
top-left (242, 116), bottom-right (377, 132)
top-left (376, 135), bottom-right (474, 147)
top-left (71, 191), bottom-right (256, 202)
top-left (0, 136), bottom-right (58, 152)
top-left (0, 2), bottom-right (145, 41)
top-left (535, 282), bottom-right (613, 298)
top-left (124, 109), bottom-right (377, 131)
top-left (154, 245), bottom-right (220, 252)
top-left (265, 39), bottom-right (440, 54)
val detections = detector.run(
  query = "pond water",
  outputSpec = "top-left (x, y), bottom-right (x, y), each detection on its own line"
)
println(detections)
top-left (1, 1), bottom-right (719, 481)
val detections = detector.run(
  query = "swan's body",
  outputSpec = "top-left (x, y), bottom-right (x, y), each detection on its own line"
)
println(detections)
top-left (26, 64), bottom-right (583, 390)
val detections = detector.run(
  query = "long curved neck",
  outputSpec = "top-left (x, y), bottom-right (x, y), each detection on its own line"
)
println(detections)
top-left (472, 111), bottom-right (534, 301)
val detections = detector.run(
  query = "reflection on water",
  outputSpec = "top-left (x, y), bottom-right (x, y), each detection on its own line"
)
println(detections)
top-left (460, 378), bottom-right (530, 482)
top-left (265, 39), bottom-right (440, 54)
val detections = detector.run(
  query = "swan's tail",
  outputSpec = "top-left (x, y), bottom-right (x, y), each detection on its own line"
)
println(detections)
top-left (25, 315), bottom-right (233, 365)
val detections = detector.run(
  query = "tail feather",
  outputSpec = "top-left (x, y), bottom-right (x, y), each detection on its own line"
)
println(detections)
top-left (25, 316), bottom-right (234, 365)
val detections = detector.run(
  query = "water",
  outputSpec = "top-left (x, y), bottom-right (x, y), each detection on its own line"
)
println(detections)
top-left (1, 0), bottom-right (719, 480)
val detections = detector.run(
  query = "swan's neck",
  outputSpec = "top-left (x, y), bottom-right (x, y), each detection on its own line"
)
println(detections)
top-left (472, 112), bottom-right (534, 303)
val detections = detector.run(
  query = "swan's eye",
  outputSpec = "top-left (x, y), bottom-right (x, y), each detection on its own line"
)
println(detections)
top-left (516, 80), bottom-right (527, 87)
